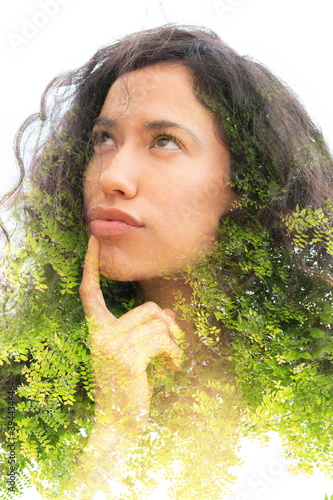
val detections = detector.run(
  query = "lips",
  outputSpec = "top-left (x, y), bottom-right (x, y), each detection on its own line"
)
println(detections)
top-left (87, 206), bottom-right (143, 237)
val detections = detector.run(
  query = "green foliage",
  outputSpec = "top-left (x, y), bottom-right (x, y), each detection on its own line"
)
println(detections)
top-left (1, 181), bottom-right (333, 497)
top-left (178, 206), bottom-right (333, 480)
top-left (1, 186), bottom-right (94, 497)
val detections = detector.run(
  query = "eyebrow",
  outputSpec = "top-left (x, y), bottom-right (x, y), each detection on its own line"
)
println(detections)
top-left (146, 120), bottom-right (202, 145)
top-left (92, 116), bottom-right (202, 145)
top-left (93, 116), bottom-right (117, 128)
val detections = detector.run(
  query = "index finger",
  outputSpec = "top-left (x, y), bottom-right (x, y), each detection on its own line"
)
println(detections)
top-left (79, 235), bottom-right (115, 321)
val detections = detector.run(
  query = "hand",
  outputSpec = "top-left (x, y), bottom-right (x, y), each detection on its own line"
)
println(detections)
top-left (79, 235), bottom-right (183, 436)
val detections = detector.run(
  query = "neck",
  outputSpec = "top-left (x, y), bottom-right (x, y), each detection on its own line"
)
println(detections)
top-left (137, 275), bottom-right (198, 355)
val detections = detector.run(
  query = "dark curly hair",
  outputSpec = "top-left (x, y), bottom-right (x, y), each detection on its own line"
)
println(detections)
top-left (4, 23), bottom-right (332, 248)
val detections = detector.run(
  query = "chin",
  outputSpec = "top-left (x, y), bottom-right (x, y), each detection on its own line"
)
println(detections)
top-left (99, 262), bottom-right (182, 282)
top-left (100, 265), bottom-right (138, 282)
top-left (98, 243), bottom-right (169, 282)
top-left (98, 242), bottom-right (204, 282)
top-left (99, 262), bottom-right (156, 282)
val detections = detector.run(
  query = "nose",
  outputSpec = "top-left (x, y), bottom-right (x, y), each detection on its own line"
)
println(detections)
top-left (98, 146), bottom-right (139, 199)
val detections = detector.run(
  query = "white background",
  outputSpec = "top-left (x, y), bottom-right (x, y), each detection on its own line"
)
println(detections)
top-left (1, 0), bottom-right (333, 498)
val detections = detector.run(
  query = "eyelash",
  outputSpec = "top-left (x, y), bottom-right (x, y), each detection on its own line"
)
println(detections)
top-left (91, 130), bottom-right (112, 147)
top-left (151, 131), bottom-right (181, 149)
top-left (91, 130), bottom-right (181, 149)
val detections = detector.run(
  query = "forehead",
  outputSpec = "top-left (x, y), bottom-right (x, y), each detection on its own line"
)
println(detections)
top-left (110, 62), bottom-right (192, 95)
top-left (100, 62), bottom-right (208, 120)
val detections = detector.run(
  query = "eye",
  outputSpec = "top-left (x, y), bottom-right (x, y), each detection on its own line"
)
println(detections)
top-left (92, 130), bottom-right (116, 147)
top-left (152, 135), bottom-right (181, 150)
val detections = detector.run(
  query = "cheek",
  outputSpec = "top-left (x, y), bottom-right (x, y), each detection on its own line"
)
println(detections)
top-left (193, 173), bottom-right (231, 211)
top-left (167, 175), bottom-right (230, 227)
top-left (83, 171), bottom-right (95, 202)
top-left (159, 196), bottom-right (218, 246)
top-left (83, 160), bottom-right (102, 191)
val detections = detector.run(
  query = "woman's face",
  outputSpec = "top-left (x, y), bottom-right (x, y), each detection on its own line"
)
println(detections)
top-left (84, 62), bottom-right (235, 281)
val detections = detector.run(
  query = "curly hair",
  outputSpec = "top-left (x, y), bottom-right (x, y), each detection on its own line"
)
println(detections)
top-left (5, 24), bottom-right (333, 246)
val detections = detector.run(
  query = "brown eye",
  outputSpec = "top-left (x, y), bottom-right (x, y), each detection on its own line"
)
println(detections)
top-left (153, 135), bottom-right (180, 150)
top-left (92, 131), bottom-right (116, 147)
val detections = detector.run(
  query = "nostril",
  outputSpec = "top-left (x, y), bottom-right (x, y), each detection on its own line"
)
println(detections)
top-left (98, 174), bottom-right (137, 199)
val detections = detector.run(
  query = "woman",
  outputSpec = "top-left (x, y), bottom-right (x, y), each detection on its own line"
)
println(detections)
top-left (1, 24), bottom-right (333, 499)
